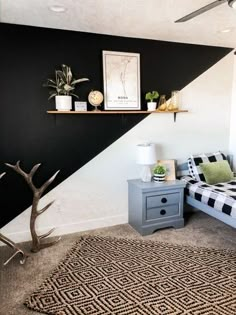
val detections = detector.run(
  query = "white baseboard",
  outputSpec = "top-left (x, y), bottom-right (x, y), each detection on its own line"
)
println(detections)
top-left (0, 214), bottom-right (128, 246)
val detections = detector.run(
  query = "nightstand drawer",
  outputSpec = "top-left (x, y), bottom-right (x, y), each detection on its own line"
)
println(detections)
top-left (146, 193), bottom-right (179, 209)
top-left (146, 204), bottom-right (179, 221)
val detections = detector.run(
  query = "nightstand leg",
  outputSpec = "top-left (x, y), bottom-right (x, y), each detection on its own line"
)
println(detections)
top-left (172, 219), bottom-right (185, 229)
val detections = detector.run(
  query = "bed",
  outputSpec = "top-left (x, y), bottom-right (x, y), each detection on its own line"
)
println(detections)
top-left (178, 154), bottom-right (236, 228)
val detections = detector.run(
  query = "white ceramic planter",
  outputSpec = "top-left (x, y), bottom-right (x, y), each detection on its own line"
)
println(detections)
top-left (153, 173), bottom-right (166, 183)
top-left (55, 96), bottom-right (72, 111)
top-left (147, 102), bottom-right (157, 111)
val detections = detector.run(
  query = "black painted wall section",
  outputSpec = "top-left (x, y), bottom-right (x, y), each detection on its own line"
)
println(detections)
top-left (0, 23), bottom-right (232, 228)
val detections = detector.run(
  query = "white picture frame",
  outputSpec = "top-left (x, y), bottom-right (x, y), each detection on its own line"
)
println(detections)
top-left (74, 101), bottom-right (87, 111)
top-left (102, 50), bottom-right (141, 110)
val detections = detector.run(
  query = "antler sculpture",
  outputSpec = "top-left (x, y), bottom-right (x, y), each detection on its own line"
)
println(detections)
top-left (0, 172), bottom-right (28, 265)
top-left (6, 161), bottom-right (61, 253)
top-left (0, 232), bottom-right (28, 266)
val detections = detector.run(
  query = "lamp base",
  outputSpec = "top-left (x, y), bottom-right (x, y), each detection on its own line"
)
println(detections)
top-left (140, 165), bottom-right (152, 182)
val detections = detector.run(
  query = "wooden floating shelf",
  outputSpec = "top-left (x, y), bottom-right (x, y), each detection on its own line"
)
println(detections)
top-left (47, 110), bottom-right (188, 114)
top-left (47, 109), bottom-right (188, 122)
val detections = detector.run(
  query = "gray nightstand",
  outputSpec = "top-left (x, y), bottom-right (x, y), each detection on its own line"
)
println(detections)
top-left (128, 179), bottom-right (186, 236)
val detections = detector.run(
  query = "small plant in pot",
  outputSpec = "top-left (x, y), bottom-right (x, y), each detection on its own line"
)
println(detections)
top-left (145, 91), bottom-right (159, 111)
top-left (43, 64), bottom-right (89, 111)
top-left (153, 164), bottom-right (166, 183)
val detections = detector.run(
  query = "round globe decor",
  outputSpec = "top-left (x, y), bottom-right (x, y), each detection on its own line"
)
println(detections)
top-left (88, 90), bottom-right (104, 111)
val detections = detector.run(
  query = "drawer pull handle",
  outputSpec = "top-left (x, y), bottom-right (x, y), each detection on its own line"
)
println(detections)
top-left (161, 197), bottom-right (167, 203)
top-left (160, 209), bottom-right (166, 215)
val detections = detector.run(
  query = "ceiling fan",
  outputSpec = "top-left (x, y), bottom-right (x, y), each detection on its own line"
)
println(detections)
top-left (175, 0), bottom-right (236, 22)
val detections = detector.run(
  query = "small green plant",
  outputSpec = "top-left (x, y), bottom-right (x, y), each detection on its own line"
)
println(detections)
top-left (43, 64), bottom-right (89, 99)
top-left (153, 164), bottom-right (166, 175)
top-left (145, 91), bottom-right (159, 102)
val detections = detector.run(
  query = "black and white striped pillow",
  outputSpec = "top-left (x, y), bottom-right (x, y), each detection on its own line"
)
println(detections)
top-left (189, 151), bottom-right (226, 182)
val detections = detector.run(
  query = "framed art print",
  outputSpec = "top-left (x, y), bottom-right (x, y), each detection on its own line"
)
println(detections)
top-left (157, 159), bottom-right (176, 181)
top-left (74, 101), bottom-right (87, 111)
top-left (102, 50), bottom-right (141, 110)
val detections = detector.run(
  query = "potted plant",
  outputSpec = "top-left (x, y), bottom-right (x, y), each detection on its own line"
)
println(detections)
top-left (145, 91), bottom-right (159, 111)
top-left (153, 164), bottom-right (166, 182)
top-left (44, 64), bottom-right (89, 111)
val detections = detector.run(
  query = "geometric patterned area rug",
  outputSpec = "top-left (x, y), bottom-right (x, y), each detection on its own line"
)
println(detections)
top-left (25, 235), bottom-right (236, 315)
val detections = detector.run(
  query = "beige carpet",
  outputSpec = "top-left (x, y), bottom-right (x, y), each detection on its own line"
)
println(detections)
top-left (24, 235), bottom-right (236, 315)
top-left (0, 209), bottom-right (236, 315)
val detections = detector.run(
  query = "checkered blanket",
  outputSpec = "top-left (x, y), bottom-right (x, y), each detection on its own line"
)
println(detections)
top-left (182, 176), bottom-right (236, 218)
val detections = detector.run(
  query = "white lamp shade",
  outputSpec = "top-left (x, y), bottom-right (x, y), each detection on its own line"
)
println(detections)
top-left (136, 143), bottom-right (156, 165)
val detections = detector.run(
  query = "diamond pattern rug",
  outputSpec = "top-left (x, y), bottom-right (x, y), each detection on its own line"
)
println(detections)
top-left (25, 235), bottom-right (236, 315)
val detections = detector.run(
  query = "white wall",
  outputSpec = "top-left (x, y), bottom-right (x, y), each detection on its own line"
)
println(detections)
top-left (229, 53), bottom-right (236, 171)
top-left (1, 52), bottom-right (234, 243)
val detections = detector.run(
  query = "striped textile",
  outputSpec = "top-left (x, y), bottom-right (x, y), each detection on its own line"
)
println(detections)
top-left (189, 152), bottom-right (226, 181)
top-left (182, 176), bottom-right (236, 218)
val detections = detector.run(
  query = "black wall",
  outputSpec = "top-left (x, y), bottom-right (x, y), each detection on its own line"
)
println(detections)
top-left (0, 23), bottom-right (232, 228)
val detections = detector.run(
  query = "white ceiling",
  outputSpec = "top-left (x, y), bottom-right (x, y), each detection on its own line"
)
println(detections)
top-left (1, 0), bottom-right (236, 48)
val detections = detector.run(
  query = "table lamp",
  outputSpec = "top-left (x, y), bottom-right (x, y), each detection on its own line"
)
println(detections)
top-left (136, 143), bottom-right (156, 182)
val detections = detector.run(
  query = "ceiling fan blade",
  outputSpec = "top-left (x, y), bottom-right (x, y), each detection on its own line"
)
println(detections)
top-left (175, 0), bottom-right (227, 23)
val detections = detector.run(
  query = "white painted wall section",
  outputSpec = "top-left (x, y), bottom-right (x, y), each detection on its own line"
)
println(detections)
top-left (229, 53), bottom-right (236, 171)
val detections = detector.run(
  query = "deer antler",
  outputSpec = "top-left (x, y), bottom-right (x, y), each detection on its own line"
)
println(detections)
top-left (0, 232), bottom-right (28, 266)
top-left (5, 162), bottom-right (61, 253)
top-left (0, 172), bottom-right (6, 179)
top-left (0, 172), bottom-right (28, 265)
